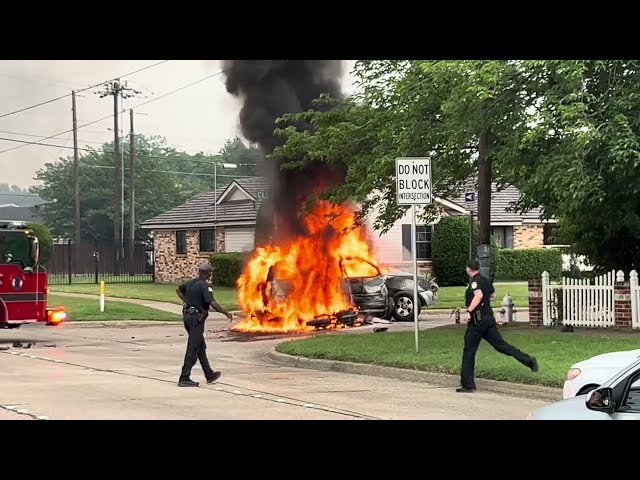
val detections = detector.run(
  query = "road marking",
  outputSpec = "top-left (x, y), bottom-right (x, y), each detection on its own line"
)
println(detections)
top-left (0, 404), bottom-right (50, 420)
top-left (0, 350), bottom-right (376, 420)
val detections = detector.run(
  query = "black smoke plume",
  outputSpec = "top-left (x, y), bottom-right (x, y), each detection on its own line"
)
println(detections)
top-left (221, 60), bottom-right (345, 244)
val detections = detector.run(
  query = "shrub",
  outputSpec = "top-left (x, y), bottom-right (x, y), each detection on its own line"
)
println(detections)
top-left (433, 215), bottom-right (475, 286)
top-left (495, 248), bottom-right (562, 281)
top-left (209, 252), bottom-right (244, 287)
top-left (28, 223), bottom-right (53, 265)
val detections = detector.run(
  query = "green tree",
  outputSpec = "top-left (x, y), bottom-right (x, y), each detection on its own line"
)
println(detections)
top-left (0, 183), bottom-right (42, 207)
top-left (274, 60), bottom-right (640, 271)
top-left (272, 60), bottom-right (538, 234)
top-left (500, 61), bottom-right (640, 272)
top-left (30, 135), bottom-right (222, 243)
top-left (219, 137), bottom-right (264, 176)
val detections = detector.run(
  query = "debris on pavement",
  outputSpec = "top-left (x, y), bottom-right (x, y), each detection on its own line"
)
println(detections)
top-left (371, 318), bottom-right (392, 325)
top-left (12, 342), bottom-right (34, 349)
top-left (373, 327), bottom-right (388, 333)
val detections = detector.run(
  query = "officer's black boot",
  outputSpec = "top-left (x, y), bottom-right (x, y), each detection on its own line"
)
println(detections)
top-left (178, 376), bottom-right (199, 387)
top-left (206, 371), bottom-right (222, 384)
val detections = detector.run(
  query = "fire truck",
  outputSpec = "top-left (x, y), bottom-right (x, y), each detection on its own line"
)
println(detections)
top-left (0, 220), bottom-right (65, 329)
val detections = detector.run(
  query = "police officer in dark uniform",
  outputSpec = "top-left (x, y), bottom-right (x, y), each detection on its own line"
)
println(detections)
top-left (458, 259), bottom-right (539, 393)
top-left (176, 264), bottom-right (233, 387)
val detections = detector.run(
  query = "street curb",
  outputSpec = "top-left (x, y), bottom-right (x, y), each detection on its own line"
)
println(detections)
top-left (266, 348), bottom-right (562, 402)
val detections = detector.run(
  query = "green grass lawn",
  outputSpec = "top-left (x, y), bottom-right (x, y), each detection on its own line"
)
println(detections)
top-left (433, 283), bottom-right (529, 310)
top-left (276, 324), bottom-right (640, 387)
top-left (47, 294), bottom-right (182, 322)
top-left (49, 283), bottom-right (239, 310)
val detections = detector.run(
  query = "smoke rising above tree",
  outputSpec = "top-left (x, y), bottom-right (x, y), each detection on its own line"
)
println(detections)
top-left (221, 60), bottom-right (346, 243)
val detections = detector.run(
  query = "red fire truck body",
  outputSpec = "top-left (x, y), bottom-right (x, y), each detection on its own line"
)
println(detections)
top-left (0, 221), bottom-right (65, 329)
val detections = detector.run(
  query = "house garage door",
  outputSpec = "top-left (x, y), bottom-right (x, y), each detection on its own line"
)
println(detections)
top-left (225, 227), bottom-right (255, 252)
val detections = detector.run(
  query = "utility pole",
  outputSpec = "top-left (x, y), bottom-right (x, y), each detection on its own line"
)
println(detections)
top-left (477, 129), bottom-right (492, 279)
top-left (129, 109), bottom-right (136, 274)
top-left (72, 91), bottom-right (80, 247)
top-left (97, 80), bottom-right (141, 274)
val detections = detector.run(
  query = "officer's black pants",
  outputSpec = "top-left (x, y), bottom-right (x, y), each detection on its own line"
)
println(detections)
top-left (460, 316), bottom-right (533, 389)
top-left (180, 312), bottom-right (216, 380)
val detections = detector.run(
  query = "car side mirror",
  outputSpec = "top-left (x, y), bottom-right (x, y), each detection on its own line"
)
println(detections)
top-left (29, 237), bottom-right (40, 267)
top-left (585, 387), bottom-right (615, 413)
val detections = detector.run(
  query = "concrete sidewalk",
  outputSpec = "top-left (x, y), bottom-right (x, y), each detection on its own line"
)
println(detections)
top-left (51, 292), bottom-right (233, 320)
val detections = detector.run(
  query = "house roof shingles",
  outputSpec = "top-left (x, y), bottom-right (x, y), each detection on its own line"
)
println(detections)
top-left (141, 177), bottom-right (269, 228)
top-left (0, 206), bottom-right (44, 224)
top-left (143, 176), bottom-right (546, 230)
top-left (452, 184), bottom-right (544, 223)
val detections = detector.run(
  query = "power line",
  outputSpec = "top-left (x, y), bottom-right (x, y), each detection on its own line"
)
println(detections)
top-left (0, 60), bottom-right (169, 121)
top-left (0, 69), bottom-right (221, 156)
top-left (85, 164), bottom-right (262, 178)
top-left (0, 129), bottom-right (106, 145)
top-left (0, 135), bottom-right (259, 165)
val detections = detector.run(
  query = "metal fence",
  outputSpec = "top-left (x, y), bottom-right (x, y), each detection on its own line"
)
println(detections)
top-left (45, 239), bottom-right (154, 285)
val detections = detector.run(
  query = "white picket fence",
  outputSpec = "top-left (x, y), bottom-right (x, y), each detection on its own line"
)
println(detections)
top-left (542, 270), bottom-right (617, 327)
top-left (631, 270), bottom-right (640, 329)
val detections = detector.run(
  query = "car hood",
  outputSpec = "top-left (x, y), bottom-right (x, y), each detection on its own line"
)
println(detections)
top-left (572, 349), bottom-right (640, 371)
top-left (531, 395), bottom-right (613, 420)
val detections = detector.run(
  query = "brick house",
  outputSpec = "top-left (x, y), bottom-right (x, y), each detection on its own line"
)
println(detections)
top-left (141, 177), bottom-right (268, 283)
top-left (144, 177), bottom-right (555, 282)
top-left (366, 184), bottom-right (557, 272)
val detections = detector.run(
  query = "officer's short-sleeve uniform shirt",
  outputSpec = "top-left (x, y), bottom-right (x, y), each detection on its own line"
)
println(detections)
top-left (465, 273), bottom-right (495, 318)
top-left (178, 278), bottom-right (214, 311)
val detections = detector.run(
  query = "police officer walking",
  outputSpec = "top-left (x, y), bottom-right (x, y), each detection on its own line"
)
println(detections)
top-left (176, 264), bottom-right (233, 387)
top-left (458, 259), bottom-right (538, 393)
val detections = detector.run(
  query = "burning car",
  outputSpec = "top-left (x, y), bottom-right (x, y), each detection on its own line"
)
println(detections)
top-left (259, 258), bottom-right (438, 327)
top-left (382, 271), bottom-right (439, 322)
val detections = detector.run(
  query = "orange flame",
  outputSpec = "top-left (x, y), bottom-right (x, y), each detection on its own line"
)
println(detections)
top-left (234, 201), bottom-right (383, 333)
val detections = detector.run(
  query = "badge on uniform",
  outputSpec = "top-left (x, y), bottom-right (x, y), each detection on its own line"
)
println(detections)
top-left (471, 282), bottom-right (477, 289)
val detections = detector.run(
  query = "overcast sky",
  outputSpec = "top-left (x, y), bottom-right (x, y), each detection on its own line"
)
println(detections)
top-left (0, 60), bottom-right (357, 188)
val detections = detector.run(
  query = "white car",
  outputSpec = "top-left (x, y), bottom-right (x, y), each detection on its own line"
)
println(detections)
top-left (529, 358), bottom-right (640, 420)
top-left (563, 349), bottom-right (640, 399)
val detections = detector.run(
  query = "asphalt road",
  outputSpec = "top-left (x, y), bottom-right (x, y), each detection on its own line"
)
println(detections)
top-left (0, 319), bottom-right (548, 420)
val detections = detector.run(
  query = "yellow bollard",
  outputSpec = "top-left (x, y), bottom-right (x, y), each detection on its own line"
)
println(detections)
top-left (99, 281), bottom-right (105, 312)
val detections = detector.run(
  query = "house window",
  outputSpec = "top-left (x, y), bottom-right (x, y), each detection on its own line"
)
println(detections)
top-left (176, 231), bottom-right (187, 255)
top-left (491, 226), bottom-right (513, 248)
top-left (402, 224), bottom-right (432, 261)
top-left (543, 224), bottom-right (560, 245)
top-left (199, 228), bottom-right (217, 253)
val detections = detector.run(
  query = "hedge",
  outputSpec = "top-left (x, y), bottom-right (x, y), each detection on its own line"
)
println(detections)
top-left (209, 252), bottom-right (244, 287)
top-left (495, 248), bottom-right (562, 281)
top-left (433, 215), bottom-right (475, 286)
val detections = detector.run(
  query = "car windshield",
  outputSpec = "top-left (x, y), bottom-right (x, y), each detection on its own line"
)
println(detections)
top-left (0, 233), bottom-right (36, 268)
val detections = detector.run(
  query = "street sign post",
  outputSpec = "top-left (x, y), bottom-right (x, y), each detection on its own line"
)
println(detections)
top-left (465, 191), bottom-right (476, 259)
top-left (395, 157), bottom-right (432, 354)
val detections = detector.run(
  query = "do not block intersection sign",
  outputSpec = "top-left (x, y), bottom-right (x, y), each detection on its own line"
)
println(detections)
top-left (395, 157), bottom-right (432, 205)
top-left (394, 157), bottom-right (432, 355)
